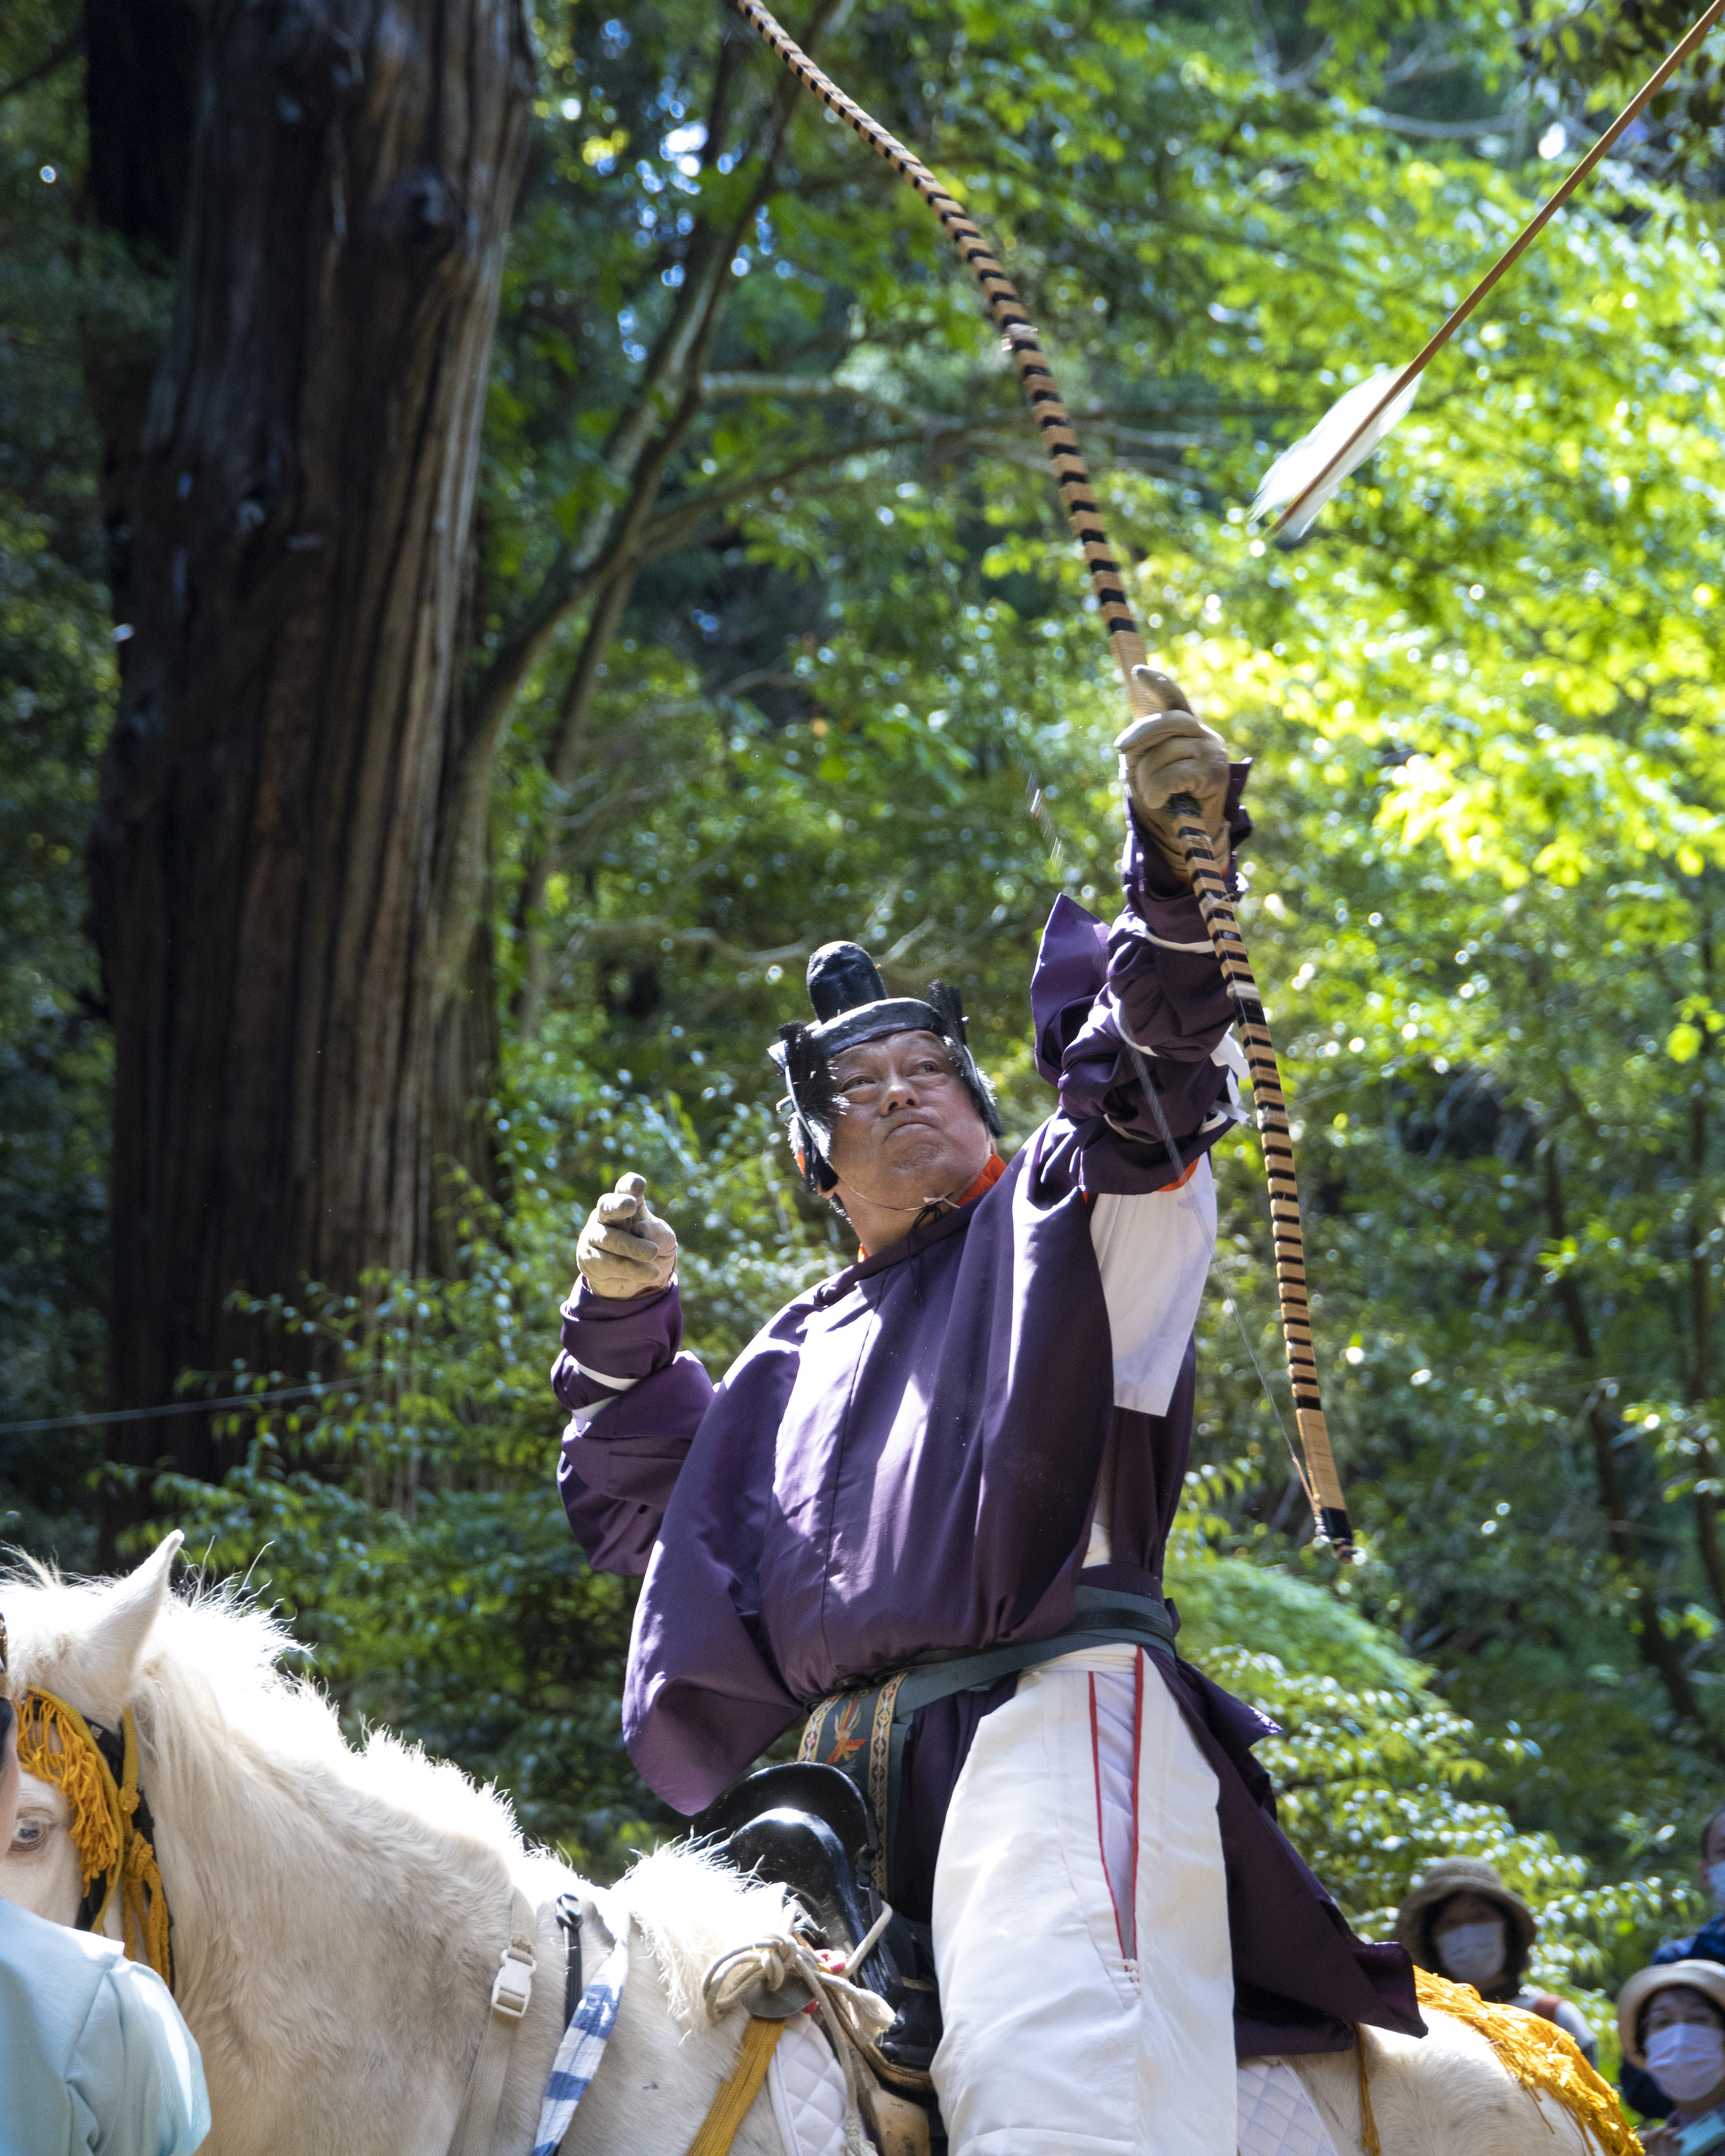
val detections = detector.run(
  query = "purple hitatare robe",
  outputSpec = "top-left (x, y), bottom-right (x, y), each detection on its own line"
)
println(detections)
top-left (554, 803), bottom-right (1422, 2056)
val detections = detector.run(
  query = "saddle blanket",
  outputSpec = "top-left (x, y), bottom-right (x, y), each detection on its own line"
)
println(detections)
top-left (771, 2030), bottom-right (1340, 2156)
top-left (1235, 2060), bottom-right (1341, 2156)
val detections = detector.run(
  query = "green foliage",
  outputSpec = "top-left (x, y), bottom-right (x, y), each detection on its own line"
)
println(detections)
top-left (1172, 1539), bottom-right (1695, 2055)
top-left (11, 0), bottom-right (1725, 2044)
top-left (0, 35), bottom-right (144, 1554)
top-left (1172, 1547), bottom-right (1428, 1692)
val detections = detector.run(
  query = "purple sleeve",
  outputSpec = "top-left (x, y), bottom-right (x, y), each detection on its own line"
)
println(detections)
top-left (1026, 764), bottom-right (1250, 1194)
top-left (551, 1278), bottom-right (684, 1412)
top-left (552, 1279), bottom-right (716, 1575)
top-left (623, 1318), bottom-right (809, 1809)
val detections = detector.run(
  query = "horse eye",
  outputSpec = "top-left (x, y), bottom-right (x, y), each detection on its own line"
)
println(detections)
top-left (10, 1818), bottom-right (46, 1850)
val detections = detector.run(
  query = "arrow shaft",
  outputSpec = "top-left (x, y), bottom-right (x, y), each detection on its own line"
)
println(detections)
top-left (1271, 0), bottom-right (1725, 535)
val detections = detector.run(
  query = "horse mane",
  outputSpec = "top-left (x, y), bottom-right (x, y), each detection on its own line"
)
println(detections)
top-left (617, 1841), bottom-right (804, 2031)
top-left (7, 1556), bottom-right (805, 1950)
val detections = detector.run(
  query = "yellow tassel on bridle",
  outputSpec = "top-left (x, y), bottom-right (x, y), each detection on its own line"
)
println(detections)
top-left (17, 1686), bottom-right (173, 1987)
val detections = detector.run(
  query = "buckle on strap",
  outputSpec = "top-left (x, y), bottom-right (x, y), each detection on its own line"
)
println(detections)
top-left (491, 1934), bottom-right (537, 2020)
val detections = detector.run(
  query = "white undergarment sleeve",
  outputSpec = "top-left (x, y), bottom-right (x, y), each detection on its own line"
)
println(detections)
top-left (1089, 1154), bottom-right (1217, 1418)
top-left (931, 1644), bottom-right (1236, 2156)
top-left (1210, 1026), bottom-right (1250, 1089)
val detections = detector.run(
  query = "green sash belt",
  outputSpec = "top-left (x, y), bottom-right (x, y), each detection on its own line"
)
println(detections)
top-left (796, 1587), bottom-right (1177, 1890)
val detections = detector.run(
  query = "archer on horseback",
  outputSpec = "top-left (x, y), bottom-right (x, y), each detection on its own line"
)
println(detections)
top-left (549, 0), bottom-right (1725, 2136)
top-left (552, 705), bottom-right (1423, 2155)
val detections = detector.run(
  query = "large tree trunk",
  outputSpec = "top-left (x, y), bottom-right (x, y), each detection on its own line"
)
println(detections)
top-left (87, 0), bottom-right (533, 1546)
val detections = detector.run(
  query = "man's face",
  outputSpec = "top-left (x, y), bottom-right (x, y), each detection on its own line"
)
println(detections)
top-left (825, 1031), bottom-right (990, 1210)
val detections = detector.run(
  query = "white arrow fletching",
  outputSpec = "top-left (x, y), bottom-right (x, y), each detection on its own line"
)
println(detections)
top-left (1252, 368), bottom-right (1421, 539)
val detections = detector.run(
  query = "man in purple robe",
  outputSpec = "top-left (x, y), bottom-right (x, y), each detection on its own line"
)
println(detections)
top-left (552, 708), bottom-right (1419, 2154)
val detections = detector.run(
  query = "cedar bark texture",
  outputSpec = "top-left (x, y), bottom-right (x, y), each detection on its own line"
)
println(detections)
top-left (87, 0), bottom-right (533, 1534)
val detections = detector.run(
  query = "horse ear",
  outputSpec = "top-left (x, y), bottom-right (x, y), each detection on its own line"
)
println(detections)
top-left (69, 1531), bottom-right (184, 1724)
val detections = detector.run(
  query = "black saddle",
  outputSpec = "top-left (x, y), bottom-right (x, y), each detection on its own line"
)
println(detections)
top-left (696, 1763), bottom-right (945, 2097)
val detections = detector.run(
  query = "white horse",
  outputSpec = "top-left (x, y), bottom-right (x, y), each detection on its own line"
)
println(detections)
top-left (0, 1538), bottom-right (1608, 2156)
top-left (0, 1534), bottom-right (811, 2156)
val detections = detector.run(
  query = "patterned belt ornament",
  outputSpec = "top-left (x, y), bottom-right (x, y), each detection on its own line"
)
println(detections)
top-left (796, 1591), bottom-right (1177, 1892)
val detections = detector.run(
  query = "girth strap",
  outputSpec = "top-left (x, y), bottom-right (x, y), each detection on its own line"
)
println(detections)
top-left (448, 1886), bottom-right (538, 2156)
top-left (683, 2017), bottom-right (787, 2156)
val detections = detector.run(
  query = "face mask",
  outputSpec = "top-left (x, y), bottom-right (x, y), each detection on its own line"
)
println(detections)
top-left (1647, 2022), bottom-right (1725, 2105)
top-left (1706, 1861), bottom-right (1725, 1913)
top-left (1435, 1919), bottom-right (1506, 1988)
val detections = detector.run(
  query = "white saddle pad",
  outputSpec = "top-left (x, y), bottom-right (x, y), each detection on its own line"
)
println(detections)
top-left (769, 2011), bottom-right (848, 2156)
top-left (767, 2026), bottom-right (1338, 2156)
top-left (1237, 2059), bottom-right (1340, 2156)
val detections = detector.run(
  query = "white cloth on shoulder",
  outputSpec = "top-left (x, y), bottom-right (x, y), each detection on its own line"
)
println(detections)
top-left (1089, 1156), bottom-right (1217, 1420)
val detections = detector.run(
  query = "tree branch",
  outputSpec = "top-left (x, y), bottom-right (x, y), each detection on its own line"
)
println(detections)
top-left (1548, 1123), bottom-right (1725, 1758)
top-left (562, 918), bottom-right (815, 972)
top-left (0, 27), bottom-right (80, 104)
top-left (470, 0), bottom-right (845, 757)
top-left (512, 571), bottom-right (640, 1036)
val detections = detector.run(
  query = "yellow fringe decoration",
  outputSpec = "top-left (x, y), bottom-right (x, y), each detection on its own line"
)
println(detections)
top-left (16, 1689), bottom-right (122, 1893)
top-left (1413, 1968), bottom-right (1641, 2156)
top-left (17, 1686), bottom-right (173, 1986)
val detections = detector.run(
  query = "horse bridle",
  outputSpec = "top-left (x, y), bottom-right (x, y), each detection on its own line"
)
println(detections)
top-left (70, 1711), bottom-right (165, 1942)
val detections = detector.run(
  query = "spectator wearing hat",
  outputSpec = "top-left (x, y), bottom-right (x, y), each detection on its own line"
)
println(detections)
top-left (1395, 1856), bottom-right (1599, 2064)
top-left (1621, 1804), bottom-right (1725, 2120)
top-left (0, 1612), bottom-right (211, 2155)
top-left (1649, 1804), bottom-right (1725, 1971)
top-left (1618, 1961), bottom-right (1725, 2154)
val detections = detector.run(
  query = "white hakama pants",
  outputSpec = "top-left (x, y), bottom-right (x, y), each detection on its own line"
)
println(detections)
top-left (929, 1644), bottom-right (1236, 2156)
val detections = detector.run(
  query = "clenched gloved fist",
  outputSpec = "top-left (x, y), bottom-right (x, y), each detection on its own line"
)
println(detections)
top-left (575, 1172), bottom-right (678, 1299)
top-left (1115, 677), bottom-right (1233, 887)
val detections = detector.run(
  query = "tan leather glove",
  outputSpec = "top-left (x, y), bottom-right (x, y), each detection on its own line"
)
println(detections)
top-left (575, 1172), bottom-right (678, 1298)
top-left (1115, 685), bottom-right (1234, 886)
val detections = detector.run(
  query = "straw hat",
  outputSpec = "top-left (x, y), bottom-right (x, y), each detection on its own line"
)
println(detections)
top-left (1618, 1961), bottom-right (1725, 2069)
top-left (1394, 1857), bottom-right (1538, 1966)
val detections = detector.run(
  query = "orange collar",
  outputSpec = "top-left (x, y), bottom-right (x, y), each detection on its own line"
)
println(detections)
top-left (855, 1151), bottom-right (1006, 1261)
top-left (954, 1150), bottom-right (1007, 1207)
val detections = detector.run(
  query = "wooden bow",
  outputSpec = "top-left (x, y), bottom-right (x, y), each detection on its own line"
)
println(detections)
top-left (730, 0), bottom-right (1356, 1555)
